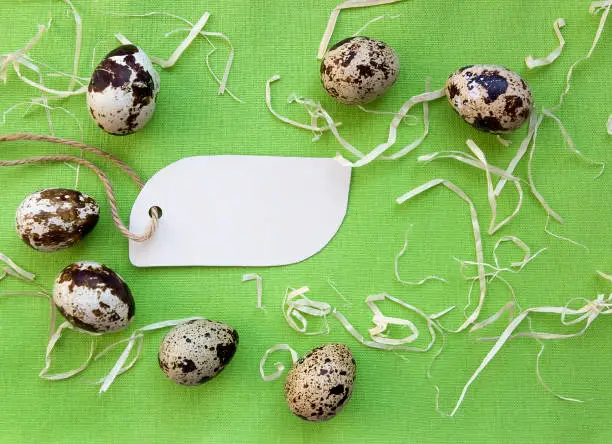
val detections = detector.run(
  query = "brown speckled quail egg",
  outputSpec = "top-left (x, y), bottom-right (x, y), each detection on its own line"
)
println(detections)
top-left (15, 188), bottom-right (99, 252)
top-left (320, 36), bottom-right (400, 105)
top-left (87, 44), bottom-right (160, 135)
top-left (158, 319), bottom-right (239, 386)
top-left (53, 262), bottom-right (135, 333)
top-left (284, 343), bottom-right (356, 422)
top-left (446, 64), bottom-right (534, 134)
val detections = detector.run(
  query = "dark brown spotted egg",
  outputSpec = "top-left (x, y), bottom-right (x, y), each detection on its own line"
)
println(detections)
top-left (15, 189), bottom-right (99, 252)
top-left (284, 343), bottom-right (356, 422)
top-left (87, 44), bottom-right (160, 135)
top-left (321, 37), bottom-right (399, 105)
top-left (158, 319), bottom-right (239, 386)
top-left (53, 262), bottom-right (135, 333)
top-left (446, 65), bottom-right (534, 134)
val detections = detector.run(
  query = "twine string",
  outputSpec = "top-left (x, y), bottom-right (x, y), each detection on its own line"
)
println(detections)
top-left (0, 133), bottom-right (157, 242)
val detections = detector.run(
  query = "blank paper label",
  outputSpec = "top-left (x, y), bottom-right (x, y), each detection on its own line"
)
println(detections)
top-left (129, 156), bottom-right (351, 267)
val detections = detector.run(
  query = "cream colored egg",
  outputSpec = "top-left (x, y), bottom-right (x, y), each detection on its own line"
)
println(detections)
top-left (158, 319), bottom-right (239, 386)
top-left (284, 343), bottom-right (356, 422)
top-left (53, 262), bottom-right (134, 333)
top-left (446, 64), bottom-right (533, 134)
top-left (15, 188), bottom-right (99, 252)
top-left (320, 37), bottom-right (399, 105)
top-left (87, 45), bottom-right (160, 135)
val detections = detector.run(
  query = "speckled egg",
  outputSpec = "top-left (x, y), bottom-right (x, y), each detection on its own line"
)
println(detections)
top-left (320, 37), bottom-right (399, 105)
top-left (446, 65), bottom-right (534, 134)
top-left (158, 319), bottom-right (239, 386)
top-left (15, 188), bottom-right (99, 252)
top-left (284, 343), bottom-right (356, 422)
top-left (53, 262), bottom-right (135, 333)
top-left (87, 44), bottom-right (160, 135)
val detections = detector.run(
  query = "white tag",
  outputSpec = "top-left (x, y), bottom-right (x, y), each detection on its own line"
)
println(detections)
top-left (129, 156), bottom-right (351, 267)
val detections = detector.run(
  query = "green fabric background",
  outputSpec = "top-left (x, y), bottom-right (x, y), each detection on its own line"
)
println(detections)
top-left (1, 0), bottom-right (611, 442)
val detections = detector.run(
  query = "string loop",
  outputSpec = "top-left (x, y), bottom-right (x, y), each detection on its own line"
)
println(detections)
top-left (0, 133), bottom-right (157, 242)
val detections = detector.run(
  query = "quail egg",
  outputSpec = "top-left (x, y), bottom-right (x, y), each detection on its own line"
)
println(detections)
top-left (87, 44), bottom-right (160, 135)
top-left (320, 36), bottom-right (399, 105)
top-left (446, 64), bottom-right (534, 133)
top-left (158, 319), bottom-right (239, 386)
top-left (284, 343), bottom-right (356, 422)
top-left (53, 261), bottom-right (135, 333)
top-left (15, 188), bottom-right (99, 252)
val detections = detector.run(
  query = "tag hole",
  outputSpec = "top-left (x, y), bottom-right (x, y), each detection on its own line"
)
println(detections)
top-left (149, 206), bottom-right (163, 219)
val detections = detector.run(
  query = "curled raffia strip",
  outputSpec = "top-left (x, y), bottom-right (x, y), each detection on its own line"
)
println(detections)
top-left (484, 109), bottom-right (566, 225)
top-left (1, 23), bottom-right (48, 84)
top-left (0, 133), bottom-right (158, 242)
top-left (0, 252), bottom-right (35, 281)
top-left (525, 18), bottom-right (566, 69)
top-left (122, 12), bottom-right (211, 69)
top-left (418, 150), bottom-right (519, 181)
top-left (491, 236), bottom-right (546, 277)
top-left (526, 109), bottom-right (603, 236)
top-left (466, 139), bottom-right (524, 234)
top-left (0, 22), bottom-right (52, 134)
top-left (448, 289), bottom-right (612, 416)
top-left (492, 237), bottom-right (545, 270)
top-left (494, 110), bottom-right (539, 197)
top-left (335, 86), bottom-right (445, 167)
top-left (598, 271), bottom-right (612, 283)
top-left (317, 0), bottom-right (405, 59)
top-left (544, 214), bottom-right (589, 250)
top-left (591, 0), bottom-right (612, 11)
top-left (93, 317), bottom-right (205, 394)
top-left (288, 94), bottom-right (345, 142)
top-left (456, 236), bottom-right (546, 285)
top-left (551, 1), bottom-right (611, 111)
top-left (327, 279), bottom-right (351, 306)
top-left (283, 287), bottom-right (332, 335)
top-left (394, 225), bottom-right (447, 285)
top-left (496, 135), bottom-right (512, 147)
top-left (266, 76), bottom-right (340, 136)
top-left (542, 109), bottom-right (605, 177)
top-left (333, 293), bottom-right (454, 351)
top-left (259, 344), bottom-right (299, 381)
top-left (243, 274), bottom-right (264, 310)
top-left (397, 180), bottom-right (486, 333)
top-left (418, 145), bottom-right (524, 234)
top-left (1, 19), bottom-right (88, 99)
top-left (107, 10), bottom-right (240, 101)
top-left (39, 320), bottom-right (102, 380)
top-left (356, 104), bottom-right (419, 125)
top-left (527, 112), bottom-right (565, 224)
top-left (352, 14), bottom-right (400, 37)
top-left (0, 254), bottom-right (97, 379)
top-left (2, 102), bottom-right (84, 144)
top-left (266, 75), bottom-right (437, 165)
top-left (60, 0), bottom-right (82, 92)
top-left (473, 306), bottom-right (583, 404)
top-left (379, 78), bottom-right (433, 162)
top-left (163, 27), bottom-right (242, 102)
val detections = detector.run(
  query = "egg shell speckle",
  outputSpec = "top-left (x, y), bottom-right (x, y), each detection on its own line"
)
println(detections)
top-left (87, 45), bottom-right (160, 135)
top-left (284, 343), bottom-right (356, 422)
top-left (321, 36), bottom-right (399, 105)
top-left (446, 64), bottom-right (534, 134)
top-left (15, 188), bottom-right (99, 252)
top-left (158, 319), bottom-right (239, 386)
top-left (53, 262), bottom-right (135, 333)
